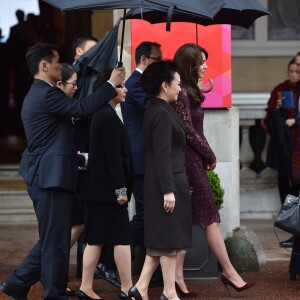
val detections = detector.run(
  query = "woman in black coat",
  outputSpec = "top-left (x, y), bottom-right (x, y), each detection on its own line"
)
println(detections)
top-left (78, 69), bottom-right (134, 300)
top-left (128, 60), bottom-right (192, 300)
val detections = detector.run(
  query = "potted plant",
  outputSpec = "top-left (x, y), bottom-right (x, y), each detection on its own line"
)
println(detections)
top-left (207, 170), bottom-right (224, 210)
top-left (184, 170), bottom-right (225, 279)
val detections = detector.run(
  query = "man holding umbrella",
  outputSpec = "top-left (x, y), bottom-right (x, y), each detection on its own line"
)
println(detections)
top-left (71, 31), bottom-right (122, 288)
top-left (71, 34), bottom-right (99, 280)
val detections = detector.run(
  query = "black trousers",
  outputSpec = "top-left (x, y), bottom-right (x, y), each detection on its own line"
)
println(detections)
top-left (5, 179), bottom-right (72, 300)
top-left (277, 174), bottom-right (291, 204)
top-left (289, 236), bottom-right (300, 273)
top-left (130, 175), bottom-right (145, 255)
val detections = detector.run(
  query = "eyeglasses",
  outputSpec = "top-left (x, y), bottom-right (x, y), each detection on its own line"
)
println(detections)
top-left (63, 82), bottom-right (77, 89)
top-left (147, 56), bottom-right (162, 61)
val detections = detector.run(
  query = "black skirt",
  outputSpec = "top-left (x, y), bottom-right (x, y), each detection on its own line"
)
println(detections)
top-left (84, 201), bottom-right (131, 246)
top-left (71, 193), bottom-right (84, 226)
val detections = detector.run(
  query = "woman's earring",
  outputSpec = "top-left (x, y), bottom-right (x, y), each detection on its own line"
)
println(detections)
top-left (165, 90), bottom-right (168, 94)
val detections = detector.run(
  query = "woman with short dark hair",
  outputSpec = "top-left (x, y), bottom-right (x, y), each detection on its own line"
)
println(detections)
top-left (78, 68), bottom-right (133, 300)
top-left (128, 60), bottom-right (192, 300)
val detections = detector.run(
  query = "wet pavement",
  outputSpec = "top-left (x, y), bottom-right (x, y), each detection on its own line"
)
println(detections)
top-left (0, 219), bottom-right (297, 299)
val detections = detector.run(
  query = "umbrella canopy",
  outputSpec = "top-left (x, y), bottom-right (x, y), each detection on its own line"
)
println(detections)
top-left (42, 0), bottom-right (225, 19)
top-left (42, 0), bottom-right (225, 63)
top-left (126, 0), bottom-right (270, 29)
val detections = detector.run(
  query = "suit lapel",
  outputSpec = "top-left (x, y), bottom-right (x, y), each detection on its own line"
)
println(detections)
top-left (153, 97), bottom-right (186, 132)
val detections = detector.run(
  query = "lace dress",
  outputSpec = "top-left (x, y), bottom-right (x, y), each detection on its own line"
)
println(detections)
top-left (172, 89), bottom-right (220, 226)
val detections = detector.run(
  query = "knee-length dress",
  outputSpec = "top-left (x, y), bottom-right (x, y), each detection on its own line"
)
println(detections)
top-left (172, 90), bottom-right (220, 226)
top-left (143, 97), bottom-right (192, 250)
top-left (80, 104), bottom-right (134, 245)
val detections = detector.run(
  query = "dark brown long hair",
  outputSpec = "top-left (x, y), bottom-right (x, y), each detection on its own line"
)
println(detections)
top-left (173, 43), bottom-right (208, 104)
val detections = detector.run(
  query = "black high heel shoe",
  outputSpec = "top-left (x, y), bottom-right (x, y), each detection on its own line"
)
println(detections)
top-left (77, 290), bottom-right (104, 300)
top-left (220, 275), bottom-right (255, 296)
top-left (159, 294), bottom-right (168, 300)
top-left (119, 291), bottom-right (129, 299)
top-left (175, 282), bottom-right (199, 298)
top-left (128, 286), bottom-right (142, 300)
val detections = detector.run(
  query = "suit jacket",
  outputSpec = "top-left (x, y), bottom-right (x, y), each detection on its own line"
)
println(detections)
top-left (73, 117), bottom-right (91, 152)
top-left (19, 79), bottom-right (117, 191)
top-left (121, 70), bottom-right (149, 175)
top-left (81, 104), bottom-right (134, 203)
top-left (143, 97), bottom-right (192, 249)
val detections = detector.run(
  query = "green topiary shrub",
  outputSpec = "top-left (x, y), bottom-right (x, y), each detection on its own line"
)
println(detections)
top-left (207, 170), bottom-right (224, 210)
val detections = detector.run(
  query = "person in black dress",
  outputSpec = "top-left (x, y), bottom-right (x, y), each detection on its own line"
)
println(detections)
top-left (128, 60), bottom-right (192, 300)
top-left (78, 69), bottom-right (134, 300)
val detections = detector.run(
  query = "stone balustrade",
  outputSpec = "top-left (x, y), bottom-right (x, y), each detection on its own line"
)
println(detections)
top-left (233, 93), bottom-right (281, 220)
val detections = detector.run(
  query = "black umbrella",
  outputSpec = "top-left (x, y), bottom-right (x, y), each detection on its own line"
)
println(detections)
top-left (74, 21), bottom-right (119, 98)
top-left (42, 0), bottom-right (225, 19)
top-left (42, 0), bottom-right (225, 64)
top-left (126, 0), bottom-right (270, 30)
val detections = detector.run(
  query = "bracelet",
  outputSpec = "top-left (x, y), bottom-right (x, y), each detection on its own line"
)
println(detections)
top-left (115, 187), bottom-right (127, 197)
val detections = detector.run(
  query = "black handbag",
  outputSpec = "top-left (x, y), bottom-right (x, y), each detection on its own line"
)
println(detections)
top-left (274, 194), bottom-right (300, 236)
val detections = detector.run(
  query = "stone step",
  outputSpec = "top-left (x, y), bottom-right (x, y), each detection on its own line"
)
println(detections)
top-left (0, 178), bottom-right (26, 191)
top-left (0, 190), bottom-right (36, 224)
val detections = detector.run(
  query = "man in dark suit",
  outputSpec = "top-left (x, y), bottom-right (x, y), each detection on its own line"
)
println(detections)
top-left (0, 43), bottom-right (125, 300)
top-left (121, 41), bottom-right (163, 285)
top-left (71, 34), bottom-right (121, 287)
top-left (71, 34), bottom-right (98, 279)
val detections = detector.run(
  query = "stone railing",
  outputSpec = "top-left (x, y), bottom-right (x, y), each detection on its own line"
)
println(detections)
top-left (0, 165), bottom-right (35, 224)
top-left (233, 93), bottom-right (281, 220)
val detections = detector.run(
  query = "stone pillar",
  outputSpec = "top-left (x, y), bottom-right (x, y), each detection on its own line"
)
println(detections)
top-left (240, 120), bottom-right (256, 179)
top-left (204, 107), bottom-right (240, 238)
top-left (240, 121), bottom-right (255, 169)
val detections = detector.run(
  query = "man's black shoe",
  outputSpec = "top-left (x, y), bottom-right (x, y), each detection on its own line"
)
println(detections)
top-left (279, 236), bottom-right (294, 248)
top-left (63, 287), bottom-right (79, 297)
top-left (0, 282), bottom-right (28, 300)
top-left (95, 263), bottom-right (121, 288)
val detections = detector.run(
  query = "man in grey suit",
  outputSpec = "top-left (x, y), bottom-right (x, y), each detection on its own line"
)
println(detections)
top-left (0, 43), bottom-right (125, 300)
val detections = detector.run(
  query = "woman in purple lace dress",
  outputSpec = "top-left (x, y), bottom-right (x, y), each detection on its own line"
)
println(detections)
top-left (172, 43), bottom-right (255, 296)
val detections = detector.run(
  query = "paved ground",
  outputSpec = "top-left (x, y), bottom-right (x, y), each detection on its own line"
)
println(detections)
top-left (0, 220), bottom-right (298, 299)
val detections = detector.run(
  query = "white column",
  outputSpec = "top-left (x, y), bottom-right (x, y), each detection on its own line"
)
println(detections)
top-left (204, 107), bottom-right (240, 238)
